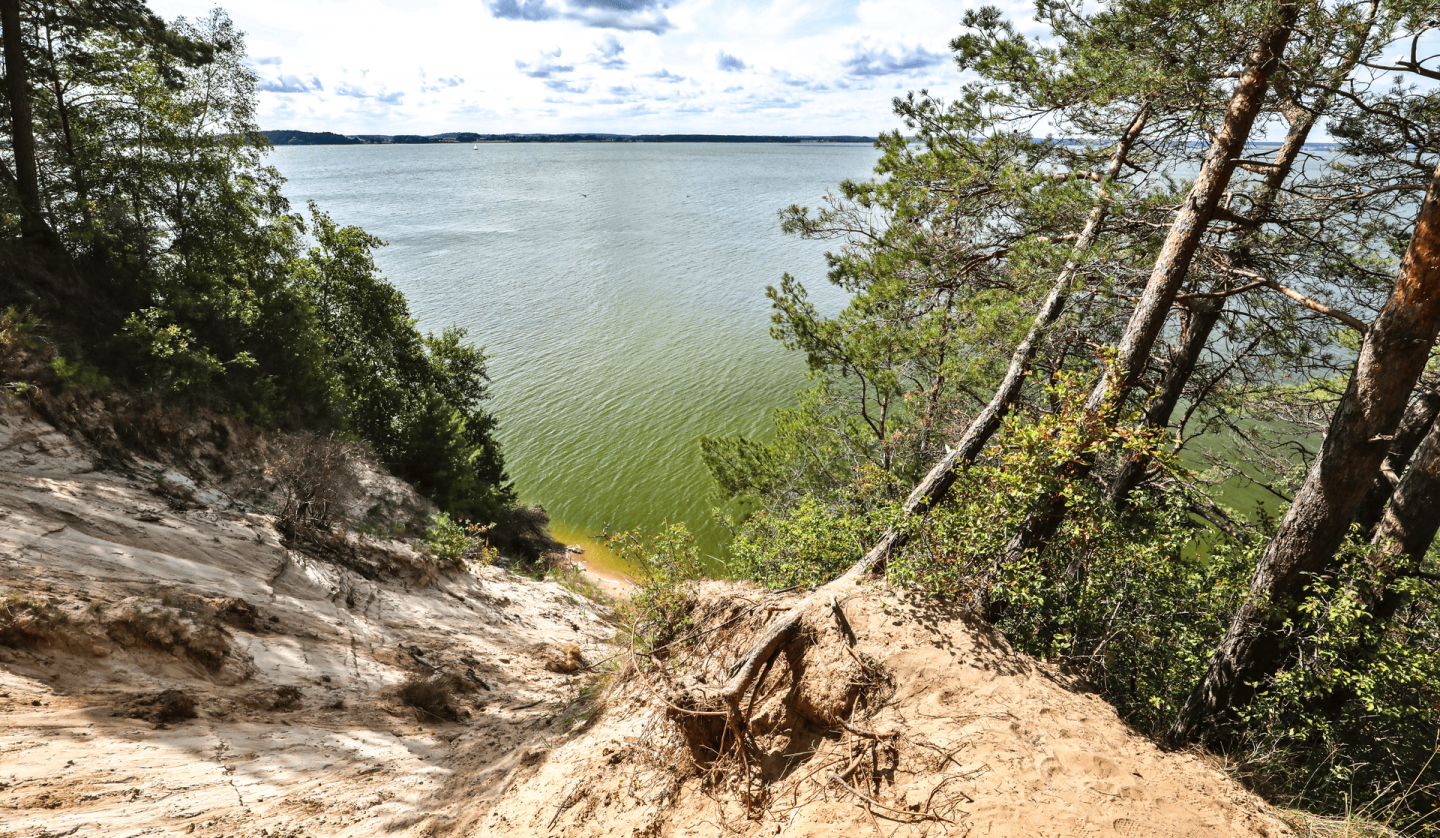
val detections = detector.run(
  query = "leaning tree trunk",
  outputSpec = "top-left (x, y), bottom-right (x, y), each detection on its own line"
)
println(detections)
top-left (1361, 411), bottom-right (1440, 624)
top-left (1, 0), bottom-right (49, 243)
top-left (1107, 0), bottom-right (1378, 510)
top-left (1348, 372), bottom-right (1440, 539)
top-left (998, 5), bottom-right (1298, 567)
top-left (1079, 6), bottom-right (1297, 419)
top-left (707, 107), bottom-right (1154, 729)
top-left (1171, 157), bottom-right (1440, 745)
top-left (948, 106), bottom-right (1150, 467)
top-left (1106, 299), bottom-right (1223, 507)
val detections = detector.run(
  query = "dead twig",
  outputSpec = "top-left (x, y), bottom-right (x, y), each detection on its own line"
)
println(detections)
top-left (828, 772), bottom-right (952, 824)
top-left (838, 717), bottom-right (892, 740)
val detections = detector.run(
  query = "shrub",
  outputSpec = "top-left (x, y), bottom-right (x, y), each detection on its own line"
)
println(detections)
top-left (421, 511), bottom-right (499, 568)
top-left (729, 495), bottom-right (881, 589)
top-left (294, 205), bottom-right (516, 527)
top-left (271, 432), bottom-right (354, 532)
top-left (609, 523), bottom-right (705, 656)
top-left (1232, 548), bottom-right (1440, 831)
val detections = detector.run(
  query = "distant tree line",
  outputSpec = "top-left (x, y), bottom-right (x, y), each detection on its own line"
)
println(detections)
top-left (261, 129), bottom-right (877, 145)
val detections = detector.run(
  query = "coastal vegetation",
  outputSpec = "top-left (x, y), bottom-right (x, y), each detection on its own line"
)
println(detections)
top-left (4, 0), bottom-right (1440, 832)
top-left (0, 3), bottom-right (517, 538)
top-left (695, 0), bottom-right (1440, 828)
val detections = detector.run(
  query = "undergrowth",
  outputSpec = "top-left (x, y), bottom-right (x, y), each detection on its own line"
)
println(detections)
top-left (717, 375), bottom-right (1440, 832)
top-left (420, 511), bottom-right (500, 569)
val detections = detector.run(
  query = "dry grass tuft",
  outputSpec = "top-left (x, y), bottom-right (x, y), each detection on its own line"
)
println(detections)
top-left (398, 675), bottom-right (463, 723)
top-left (113, 689), bottom-right (198, 726)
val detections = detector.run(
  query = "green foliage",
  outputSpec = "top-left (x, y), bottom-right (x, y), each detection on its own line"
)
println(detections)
top-left (729, 495), bottom-right (882, 589)
top-left (609, 523), bottom-right (705, 655)
top-left (47, 353), bottom-right (110, 389)
top-left (1233, 548), bottom-right (1440, 830)
top-left (294, 204), bottom-right (515, 524)
top-left (421, 512), bottom-right (498, 569)
top-left (884, 374), bottom-right (1224, 732)
top-left (723, 372), bottom-right (1235, 734)
top-left (0, 8), bottom-right (515, 526)
top-left (707, 1), bottom-right (1440, 830)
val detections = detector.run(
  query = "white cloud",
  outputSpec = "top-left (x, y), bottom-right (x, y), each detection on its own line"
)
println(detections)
top-left (486, 0), bottom-right (674, 33)
top-left (147, 0), bottom-right (998, 134)
top-left (594, 35), bottom-right (627, 68)
top-left (841, 43), bottom-right (946, 76)
top-left (516, 49), bottom-right (575, 78)
top-left (257, 74), bottom-right (321, 93)
top-left (716, 50), bottom-right (747, 72)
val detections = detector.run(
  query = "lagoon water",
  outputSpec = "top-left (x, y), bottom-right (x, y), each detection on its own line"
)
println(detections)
top-left (268, 142), bottom-right (881, 561)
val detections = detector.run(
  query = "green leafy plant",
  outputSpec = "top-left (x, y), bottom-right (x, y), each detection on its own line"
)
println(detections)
top-left (729, 494), bottom-right (882, 589)
top-left (421, 511), bottom-right (498, 568)
top-left (609, 523), bottom-right (704, 657)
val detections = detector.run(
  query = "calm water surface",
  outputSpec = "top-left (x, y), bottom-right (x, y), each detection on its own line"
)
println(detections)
top-left (269, 143), bottom-right (880, 564)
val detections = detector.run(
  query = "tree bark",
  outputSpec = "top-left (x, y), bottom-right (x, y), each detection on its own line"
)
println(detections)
top-left (1106, 25), bottom-right (1351, 508)
top-left (1348, 373), bottom-right (1440, 539)
top-left (42, 19), bottom-right (94, 232)
top-left (711, 108), bottom-right (1154, 725)
top-left (1080, 5), bottom-right (1297, 419)
top-left (1172, 158), bottom-right (1440, 744)
top-left (1106, 298), bottom-right (1223, 507)
top-left (999, 5), bottom-right (1298, 565)
top-left (1, 0), bottom-right (48, 242)
top-left (1362, 412), bottom-right (1440, 623)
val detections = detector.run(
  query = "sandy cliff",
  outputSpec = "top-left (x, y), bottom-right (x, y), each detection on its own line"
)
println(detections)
top-left (0, 392), bottom-right (615, 837)
top-left (0, 391), bottom-right (1298, 837)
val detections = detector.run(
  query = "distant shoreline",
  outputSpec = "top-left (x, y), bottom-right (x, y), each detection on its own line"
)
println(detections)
top-left (262, 129), bottom-right (878, 146)
top-left (260, 130), bottom-right (1343, 151)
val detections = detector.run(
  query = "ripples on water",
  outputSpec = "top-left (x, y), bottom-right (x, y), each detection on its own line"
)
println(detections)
top-left (269, 142), bottom-right (881, 561)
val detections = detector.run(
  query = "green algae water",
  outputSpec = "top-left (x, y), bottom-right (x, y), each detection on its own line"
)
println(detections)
top-left (269, 142), bottom-right (880, 568)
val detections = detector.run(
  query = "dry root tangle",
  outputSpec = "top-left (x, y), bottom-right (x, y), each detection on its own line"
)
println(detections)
top-left (618, 583), bottom-right (972, 834)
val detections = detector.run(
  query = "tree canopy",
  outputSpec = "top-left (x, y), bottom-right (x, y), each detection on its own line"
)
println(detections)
top-left (703, 0), bottom-right (1440, 824)
top-left (0, 2), bottom-right (515, 530)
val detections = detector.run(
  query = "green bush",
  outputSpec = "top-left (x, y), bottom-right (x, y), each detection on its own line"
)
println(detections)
top-left (729, 495), bottom-right (882, 589)
top-left (421, 512), bottom-right (498, 568)
top-left (609, 523), bottom-right (705, 656)
top-left (1233, 550), bottom-right (1440, 831)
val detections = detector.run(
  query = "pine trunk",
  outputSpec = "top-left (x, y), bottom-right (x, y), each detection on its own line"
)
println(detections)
top-left (1349, 375), bottom-right (1440, 538)
top-left (997, 7), bottom-right (1299, 568)
top-left (1172, 158), bottom-right (1440, 744)
top-left (1106, 299), bottom-right (1222, 508)
top-left (1363, 414), bottom-right (1440, 623)
top-left (1107, 3), bottom-right (1379, 510)
top-left (1080, 5), bottom-right (1297, 418)
top-left (1107, 61), bottom-right (1332, 508)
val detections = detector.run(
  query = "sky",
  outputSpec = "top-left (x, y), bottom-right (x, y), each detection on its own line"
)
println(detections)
top-left (143, 0), bottom-right (1042, 136)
